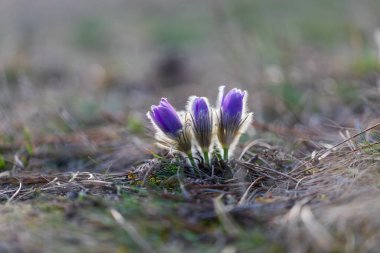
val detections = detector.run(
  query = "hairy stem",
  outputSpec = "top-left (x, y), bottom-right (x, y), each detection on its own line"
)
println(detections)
top-left (188, 153), bottom-right (196, 168)
top-left (223, 147), bottom-right (229, 160)
top-left (203, 151), bottom-right (210, 166)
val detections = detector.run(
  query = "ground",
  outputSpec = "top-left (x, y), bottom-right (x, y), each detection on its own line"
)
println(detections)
top-left (0, 1), bottom-right (380, 252)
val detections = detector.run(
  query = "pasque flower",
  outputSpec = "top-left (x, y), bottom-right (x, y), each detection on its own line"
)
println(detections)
top-left (147, 98), bottom-right (192, 156)
top-left (187, 96), bottom-right (213, 164)
top-left (216, 86), bottom-right (253, 159)
top-left (147, 86), bottom-right (253, 167)
top-left (149, 98), bottom-right (182, 138)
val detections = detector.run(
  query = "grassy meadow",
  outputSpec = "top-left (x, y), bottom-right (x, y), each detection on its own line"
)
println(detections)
top-left (0, 0), bottom-right (379, 252)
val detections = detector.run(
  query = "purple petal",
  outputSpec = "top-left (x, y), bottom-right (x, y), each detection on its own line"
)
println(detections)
top-left (192, 97), bottom-right (209, 122)
top-left (221, 88), bottom-right (245, 118)
top-left (150, 98), bottom-right (182, 137)
top-left (190, 97), bottom-right (212, 149)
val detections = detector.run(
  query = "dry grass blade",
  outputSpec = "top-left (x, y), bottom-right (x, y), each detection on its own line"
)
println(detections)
top-left (300, 205), bottom-right (333, 251)
top-left (110, 208), bottom-right (156, 253)
top-left (6, 180), bottom-right (22, 205)
top-left (213, 195), bottom-right (241, 237)
top-left (238, 139), bottom-right (273, 160)
top-left (354, 140), bottom-right (380, 152)
top-left (238, 161), bottom-right (298, 182)
top-left (318, 122), bottom-right (380, 160)
top-left (289, 122), bottom-right (380, 174)
top-left (237, 177), bottom-right (263, 206)
top-left (80, 180), bottom-right (113, 186)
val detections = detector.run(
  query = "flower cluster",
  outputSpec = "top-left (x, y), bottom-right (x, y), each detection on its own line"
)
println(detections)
top-left (147, 86), bottom-right (253, 165)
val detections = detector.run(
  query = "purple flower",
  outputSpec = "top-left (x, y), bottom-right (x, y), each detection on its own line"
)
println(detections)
top-left (188, 97), bottom-right (213, 152)
top-left (149, 98), bottom-right (182, 138)
top-left (191, 97), bottom-right (210, 126)
top-left (221, 88), bottom-right (245, 119)
top-left (192, 97), bottom-right (209, 123)
top-left (148, 98), bottom-right (193, 155)
top-left (217, 86), bottom-right (253, 159)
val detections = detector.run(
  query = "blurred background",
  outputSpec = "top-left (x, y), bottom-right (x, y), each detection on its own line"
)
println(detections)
top-left (1, 0), bottom-right (380, 141)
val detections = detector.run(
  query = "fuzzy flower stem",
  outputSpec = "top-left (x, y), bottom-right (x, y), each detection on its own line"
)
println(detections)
top-left (203, 151), bottom-right (210, 166)
top-left (223, 147), bottom-right (229, 161)
top-left (188, 153), bottom-right (196, 168)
